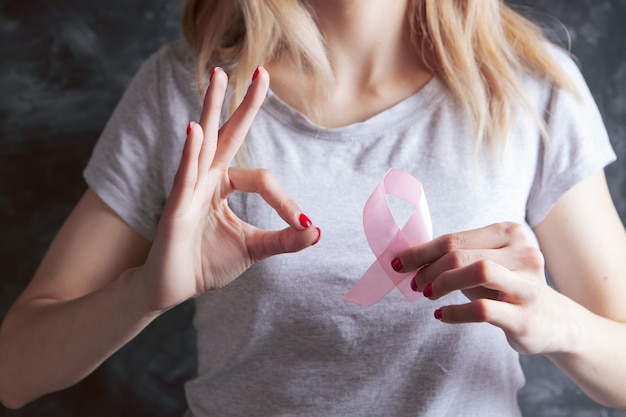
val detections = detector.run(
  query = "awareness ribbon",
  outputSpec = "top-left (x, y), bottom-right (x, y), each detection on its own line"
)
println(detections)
top-left (342, 169), bottom-right (433, 306)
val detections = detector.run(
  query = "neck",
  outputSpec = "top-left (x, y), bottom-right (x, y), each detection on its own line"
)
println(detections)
top-left (311, 0), bottom-right (419, 89)
top-left (266, 0), bottom-right (432, 127)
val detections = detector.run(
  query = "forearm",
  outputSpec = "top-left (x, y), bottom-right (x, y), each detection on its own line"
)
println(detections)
top-left (0, 267), bottom-right (159, 409)
top-left (546, 291), bottom-right (626, 409)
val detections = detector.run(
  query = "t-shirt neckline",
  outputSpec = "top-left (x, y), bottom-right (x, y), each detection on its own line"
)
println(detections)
top-left (262, 76), bottom-right (447, 141)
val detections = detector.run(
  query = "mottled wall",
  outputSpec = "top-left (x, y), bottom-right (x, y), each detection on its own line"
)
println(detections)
top-left (1, 1), bottom-right (625, 416)
top-left (0, 2), bottom-right (192, 416)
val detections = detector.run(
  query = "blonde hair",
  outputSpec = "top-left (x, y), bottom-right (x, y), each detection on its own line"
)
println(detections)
top-left (182, 0), bottom-right (575, 150)
top-left (181, 0), bottom-right (333, 118)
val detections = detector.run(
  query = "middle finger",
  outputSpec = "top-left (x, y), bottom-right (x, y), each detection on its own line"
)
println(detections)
top-left (211, 66), bottom-right (270, 169)
top-left (414, 247), bottom-right (526, 290)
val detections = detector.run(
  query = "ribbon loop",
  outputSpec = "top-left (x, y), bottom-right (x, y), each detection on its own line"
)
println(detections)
top-left (343, 169), bottom-right (433, 306)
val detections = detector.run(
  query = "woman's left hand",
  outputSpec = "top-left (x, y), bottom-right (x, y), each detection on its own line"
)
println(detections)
top-left (393, 222), bottom-right (567, 355)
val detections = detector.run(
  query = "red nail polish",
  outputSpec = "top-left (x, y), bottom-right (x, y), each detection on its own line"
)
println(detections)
top-left (252, 66), bottom-right (261, 81)
top-left (423, 283), bottom-right (433, 298)
top-left (434, 308), bottom-right (443, 320)
top-left (391, 257), bottom-right (403, 272)
top-left (210, 66), bottom-right (222, 82)
top-left (187, 122), bottom-right (193, 136)
top-left (299, 213), bottom-right (312, 228)
top-left (312, 227), bottom-right (321, 245)
top-left (410, 275), bottom-right (419, 292)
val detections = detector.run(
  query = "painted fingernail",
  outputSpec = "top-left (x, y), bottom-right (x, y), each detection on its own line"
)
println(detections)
top-left (391, 257), bottom-right (403, 272)
top-left (252, 66), bottom-right (261, 81)
top-left (187, 122), bottom-right (192, 136)
top-left (210, 67), bottom-right (218, 82)
top-left (434, 308), bottom-right (443, 320)
top-left (312, 227), bottom-right (321, 245)
top-left (299, 213), bottom-right (313, 228)
top-left (410, 275), bottom-right (419, 292)
top-left (423, 282), bottom-right (433, 298)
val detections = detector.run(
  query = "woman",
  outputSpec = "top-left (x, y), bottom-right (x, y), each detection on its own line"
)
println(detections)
top-left (1, 0), bottom-right (625, 415)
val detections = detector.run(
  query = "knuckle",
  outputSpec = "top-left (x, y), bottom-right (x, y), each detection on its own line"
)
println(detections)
top-left (252, 168), bottom-right (276, 195)
top-left (414, 265), bottom-right (431, 290)
top-left (500, 222), bottom-right (527, 244)
top-left (525, 279), bottom-right (542, 303)
top-left (473, 259), bottom-right (494, 285)
top-left (281, 198), bottom-right (300, 220)
top-left (521, 246), bottom-right (545, 271)
top-left (472, 299), bottom-right (492, 322)
top-left (438, 233), bottom-right (465, 253)
top-left (254, 168), bottom-right (299, 222)
top-left (408, 250), bottom-right (420, 268)
top-left (406, 246), bottom-right (426, 271)
top-left (255, 168), bottom-right (276, 191)
top-left (446, 250), bottom-right (470, 269)
top-left (277, 229), bottom-right (289, 253)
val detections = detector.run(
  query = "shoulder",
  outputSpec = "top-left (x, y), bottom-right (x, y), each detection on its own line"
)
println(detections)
top-left (84, 41), bottom-right (201, 241)
top-left (541, 41), bottom-right (591, 94)
top-left (523, 43), bottom-right (615, 227)
top-left (143, 40), bottom-right (196, 75)
top-left (519, 41), bottom-right (591, 105)
top-left (120, 40), bottom-right (201, 125)
top-left (130, 41), bottom-right (197, 96)
top-left (541, 41), bottom-right (578, 71)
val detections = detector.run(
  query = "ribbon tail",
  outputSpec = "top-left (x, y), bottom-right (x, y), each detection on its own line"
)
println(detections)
top-left (342, 261), bottom-right (396, 306)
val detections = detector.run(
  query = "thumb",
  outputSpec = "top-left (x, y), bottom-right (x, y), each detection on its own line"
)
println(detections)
top-left (249, 226), bottom-right (321, 260)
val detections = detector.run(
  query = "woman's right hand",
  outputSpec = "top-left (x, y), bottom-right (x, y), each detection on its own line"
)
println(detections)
top-left (1, 66), bottom-right (321, 410)
top-left (140, 67), bottom-right (320, 312)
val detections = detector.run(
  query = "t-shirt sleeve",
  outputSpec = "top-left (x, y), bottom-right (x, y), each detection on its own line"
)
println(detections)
top-left (84, 49), bottom-right (167, 241)
top-left (526, 48), bottom-right (617, 228)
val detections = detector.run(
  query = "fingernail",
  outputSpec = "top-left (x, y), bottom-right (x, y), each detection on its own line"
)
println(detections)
top-left (299, 213), bottom-right (312, 228)
top-left (434, 308), bottom-right (443, 320)
top-left (252, 66), bottom-right (261, 81)
top-left (391, 257), bottom-right (403, 272)
top-left (410, 275), bottom-right (419, 292)
top-left (423, 282), bottom-right (433, 298)
top-left (312, 227), bottom-right (321, 245)
top-left (210, 66), bottom-right (222, 82)
top-left (187, 122), bottom-right (193, 136)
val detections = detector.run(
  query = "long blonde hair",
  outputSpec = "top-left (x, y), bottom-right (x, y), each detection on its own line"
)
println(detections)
top-left (182, 0), bottom-right (574, 149)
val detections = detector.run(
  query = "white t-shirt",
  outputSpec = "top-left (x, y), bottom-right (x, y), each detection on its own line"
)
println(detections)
top-left (84, 41), bottom-right (615, 417)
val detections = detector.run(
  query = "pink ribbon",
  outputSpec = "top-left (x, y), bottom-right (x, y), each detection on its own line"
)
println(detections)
top-left (343, 169), bottom-right (433, 306)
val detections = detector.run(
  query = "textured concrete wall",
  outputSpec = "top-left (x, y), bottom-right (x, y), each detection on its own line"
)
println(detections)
top-left (1, 1), bottom-right (625, 416)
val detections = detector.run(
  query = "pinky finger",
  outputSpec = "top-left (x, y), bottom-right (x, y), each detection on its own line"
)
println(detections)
top-left (435, 299), bottom-right (519, 333)
top-left (167, 122), bottom-right (202, 213)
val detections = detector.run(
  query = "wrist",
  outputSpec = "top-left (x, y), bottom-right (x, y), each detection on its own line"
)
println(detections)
top-left (541, 292), bottom-right (626, 409)
top-left (536, 287), bottom-right (584, 356)
top-left (117, 266), bottom-right (164, 321)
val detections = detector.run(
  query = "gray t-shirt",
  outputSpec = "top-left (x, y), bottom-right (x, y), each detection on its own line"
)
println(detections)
top-left (84, 41), bottom-right (615, 417)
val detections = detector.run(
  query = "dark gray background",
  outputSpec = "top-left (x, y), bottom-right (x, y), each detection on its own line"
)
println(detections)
top-left (1, 1), bottom-right (625, 416)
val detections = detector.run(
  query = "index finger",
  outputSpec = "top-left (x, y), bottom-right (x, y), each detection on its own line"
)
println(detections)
top-left (228, 167), bottom-right (312, 231)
